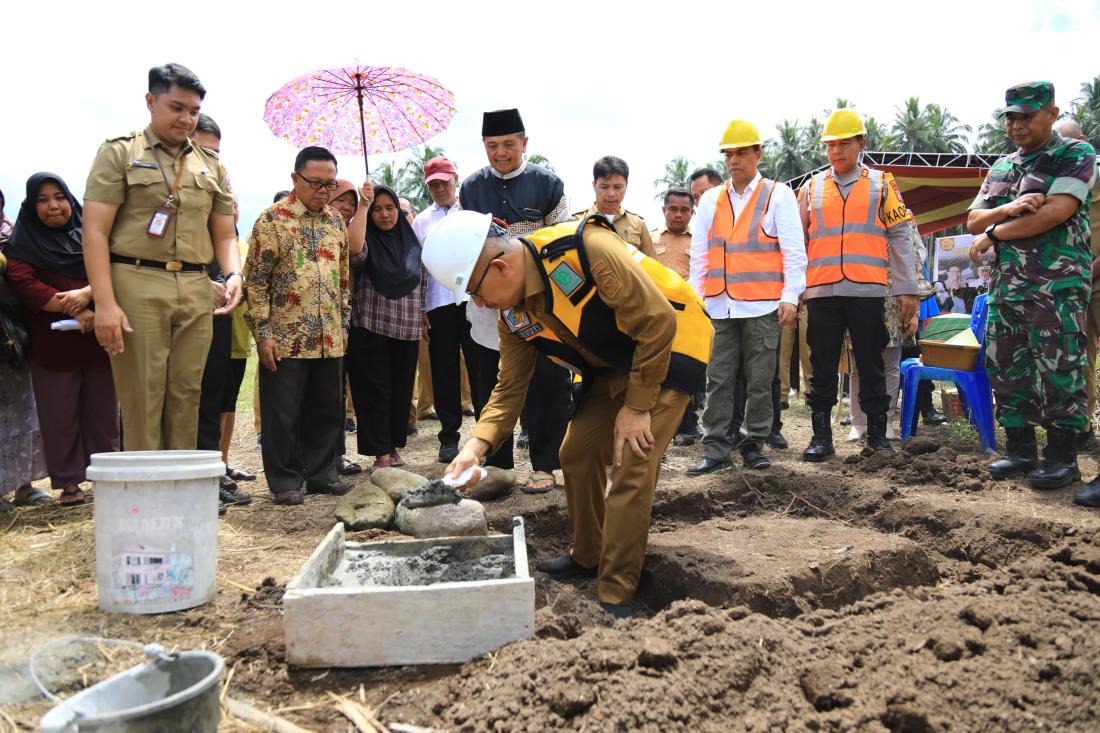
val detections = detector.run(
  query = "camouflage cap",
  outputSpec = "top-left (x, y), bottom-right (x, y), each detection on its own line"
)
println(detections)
top-left (1004, 81), bottom-right (1054, 113)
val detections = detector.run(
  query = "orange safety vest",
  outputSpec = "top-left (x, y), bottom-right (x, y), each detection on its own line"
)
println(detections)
top-left (703, 178), bottom-right (784, 301)
top-left (805, 167), bottom-right (889, 287)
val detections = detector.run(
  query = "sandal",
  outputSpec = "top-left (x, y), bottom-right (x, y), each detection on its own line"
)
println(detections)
top-left (227, 465), bottom-right (256, 481)
top-left (388, 450), bottom-right (406, 467)
top-left (14, 484), bottom-right (53, 507)
top-left (372, 456), bottom-right (393, 470)
top-left (58, 486), bottom-right (86, 506)
top-left (523, 471), bottom-right (556, 495)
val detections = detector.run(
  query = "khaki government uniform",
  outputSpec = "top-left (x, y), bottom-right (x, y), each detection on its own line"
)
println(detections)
top-left (85, 125), bottom-right (234, 451)
top-left (650, 226), bottom-right (692, 279)
top-left (573, 205), bottom-right (657, 258)
top-left (472, 225), bottom-right (698, 604)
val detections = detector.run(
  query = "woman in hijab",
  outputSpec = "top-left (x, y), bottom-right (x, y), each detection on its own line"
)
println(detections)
top-left (5, 172), bottom-right (120, 505)
top-left (345, 185), bottom-right (426, 469)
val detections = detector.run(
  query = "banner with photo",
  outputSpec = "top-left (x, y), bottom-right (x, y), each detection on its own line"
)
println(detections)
top-left (932, 234), bottom-right (994, 314)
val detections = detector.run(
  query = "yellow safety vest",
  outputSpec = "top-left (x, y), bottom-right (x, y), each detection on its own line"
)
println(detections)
top-left (501, 216), bottom-right (712, 396)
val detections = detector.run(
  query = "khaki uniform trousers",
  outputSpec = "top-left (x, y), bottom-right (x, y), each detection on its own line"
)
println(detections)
top-left (1086, 278), bottom-right (1100, 425)
top-left (779, 323), bottom-right (796, 396)
top-left (798, 303), bottom-right (812, 393)
top-left (559, 371), bottom-right (689, 605)
top-left (109, 264), bottom-right (212, 451)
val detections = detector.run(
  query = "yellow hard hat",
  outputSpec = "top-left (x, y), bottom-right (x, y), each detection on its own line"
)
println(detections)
top-left (719, 120), bottom-right (762, 150)
top-left (821, 109), bottom-right (867, 141)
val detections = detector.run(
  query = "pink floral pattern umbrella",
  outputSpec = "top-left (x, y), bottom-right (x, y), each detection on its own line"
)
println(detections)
top-left (264, 65), bottom-right (456, 174)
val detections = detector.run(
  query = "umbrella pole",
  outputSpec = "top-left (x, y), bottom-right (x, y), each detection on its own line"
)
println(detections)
top-left (356, 82), bottom-right (369, 177)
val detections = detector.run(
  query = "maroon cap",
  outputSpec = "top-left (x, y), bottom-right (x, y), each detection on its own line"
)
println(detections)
top-left (423, 156), bottom-right (457, 183)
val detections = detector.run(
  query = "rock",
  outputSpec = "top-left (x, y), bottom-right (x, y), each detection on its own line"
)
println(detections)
top-left (800, 661), bottom-right (852, 711)
top-left (369, 468), bottom-right (429, 502)
top-left (335, 483), bottom-right (394, 530)
top-left (395, 499), bottom-right (487, 538)
top-left (637, 638), bottom-right (678, 669)
top-left (464, 467), bottom-right (515, 501)
top-left (400, 479), bottom-right (462, 509)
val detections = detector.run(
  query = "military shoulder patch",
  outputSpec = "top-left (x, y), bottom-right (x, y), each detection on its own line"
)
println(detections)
top-left (550, 261), bottom-right (585, 297)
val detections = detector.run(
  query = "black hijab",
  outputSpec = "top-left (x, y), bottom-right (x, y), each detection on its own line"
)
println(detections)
top-left (365, 186), bottom-right (422, 300)
top-left (5, 172), bottom-right (86, 279)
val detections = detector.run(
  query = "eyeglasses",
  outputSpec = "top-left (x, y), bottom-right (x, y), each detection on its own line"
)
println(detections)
top-left (466, 251), bottom-right (505, 298)
top-left (296, 174), bottom-right (339, 191)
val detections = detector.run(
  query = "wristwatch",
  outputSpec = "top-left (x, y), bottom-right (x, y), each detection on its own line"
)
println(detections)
top-left (224, 271), bottom-right (244, 283)
top-left (983, 224), bottom-right (1001, 243)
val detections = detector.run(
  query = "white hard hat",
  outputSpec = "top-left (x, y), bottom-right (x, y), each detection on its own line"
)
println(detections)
top-left (422, 210), bottom-right (493, 303)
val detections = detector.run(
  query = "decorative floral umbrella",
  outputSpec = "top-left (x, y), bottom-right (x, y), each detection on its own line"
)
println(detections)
top-left (264, 65), bottom-right (456, 175)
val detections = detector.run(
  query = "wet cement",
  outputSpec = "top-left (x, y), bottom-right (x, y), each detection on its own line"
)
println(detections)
top-left (322, 540), bottom-right (515, 588)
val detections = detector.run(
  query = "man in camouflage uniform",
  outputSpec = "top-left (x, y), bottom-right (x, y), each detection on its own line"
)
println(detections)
top-left (967, 81), bottom-right (1097, 490)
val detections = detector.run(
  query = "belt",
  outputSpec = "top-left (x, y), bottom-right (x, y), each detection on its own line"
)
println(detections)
top-left (110, 254), bottom-right (206, 273)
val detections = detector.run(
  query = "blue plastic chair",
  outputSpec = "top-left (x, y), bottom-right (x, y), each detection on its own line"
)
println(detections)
top-left (900, 293), bottom-right (997, 453)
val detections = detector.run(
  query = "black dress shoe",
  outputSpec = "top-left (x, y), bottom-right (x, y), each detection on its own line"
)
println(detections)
top-left (517, 431), bottom-right (530, 449)
top-left (600, 602), bottom-right (633, 619)
top-left (219, 486), bottom-right (252, 506)
top-left (344, 418), bottom-right (357, 433)
top-left (740, 443), bottom-right (771, 469)
top-left (767, 432), bottom-right (789, 450)
top-left (339, 458), bottom-right (363, 475)
top-left (305, 481), bottom-right (353, 496)
top-left (673, 432), bottom-right (696, 447)
top-left (1074, 477), bottom-right (1100, 507)
top-left (219, 474), bottom-right (238, 491)
top-left (274, 490), bottom-right (304, 505)
top-left (462, 408), bottom-right (475, 417)
top-left (921, 408), bottom-right (948, 426)
top-left (438, 443), bottom-right (459, 463)
top-left (685, 456), bottom-right (732, 477)
top-left (407, 425), bottom-right (419, 436)
top-left (535, 554), bottom-right (597, 580)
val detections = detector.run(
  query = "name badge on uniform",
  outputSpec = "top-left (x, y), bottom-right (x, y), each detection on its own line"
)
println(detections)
top-left (147, 208), bottom-right (172, 238)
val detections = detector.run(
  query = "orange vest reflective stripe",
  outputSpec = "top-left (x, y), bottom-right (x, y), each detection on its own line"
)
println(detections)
top-left (703, 178), bottom-right (784, 301)
top-left (805, 167), bottom-right (889, 287)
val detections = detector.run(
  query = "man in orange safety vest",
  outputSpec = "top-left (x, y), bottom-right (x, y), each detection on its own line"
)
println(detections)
top-left (686, 119), bottom-right (807, 475)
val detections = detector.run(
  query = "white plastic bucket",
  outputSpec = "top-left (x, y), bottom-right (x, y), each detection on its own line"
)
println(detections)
top-left (87, 451), bottom-right (224, 614)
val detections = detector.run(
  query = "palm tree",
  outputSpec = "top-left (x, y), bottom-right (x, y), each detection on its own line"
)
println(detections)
top-left (976, 110), bottom-right (1013, 155)
top-left (764, 119), bottom-right (807, 182)
top-left (372, 161), bottom-right (417, 203)
top-left (891, 97), bottom-right (933, 152)
top-left (528, 153), bottom-right (555, 172)
top-left (925, 104), bottom-right (973, 153)
top-left (1072, 75), bottom-right (1100, 145)
top-left (653, 156), bottom-right (694, 199)
top-left (401, 144), bottom-right (446, 211)
top-left (800, 116), bottom-right (827, 169)
top-left (864, 116), bottom-right (896, 152)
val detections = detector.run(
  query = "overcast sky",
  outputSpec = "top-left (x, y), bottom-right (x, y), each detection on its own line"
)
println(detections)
top-left (2, 0), bottom-right (1098, 233)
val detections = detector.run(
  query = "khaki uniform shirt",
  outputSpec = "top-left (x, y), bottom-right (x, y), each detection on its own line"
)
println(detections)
top-left (573, 205), bottom-right (657, 257)
top-left (84, 125), bottom-right (234, 263)
top-left (471, 227), bottom-right (678, 451)
top-left (651, 226), bottom-right (692, 279)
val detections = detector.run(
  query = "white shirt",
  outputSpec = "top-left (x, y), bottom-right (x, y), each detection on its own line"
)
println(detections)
top-left (688, 172), bottom-right (806, 319)
top-left (412, 200), bottom-right (462, 312)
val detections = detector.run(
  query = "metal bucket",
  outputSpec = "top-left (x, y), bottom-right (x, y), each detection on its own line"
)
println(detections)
top-left (38, 650), bottom-right (224, 733)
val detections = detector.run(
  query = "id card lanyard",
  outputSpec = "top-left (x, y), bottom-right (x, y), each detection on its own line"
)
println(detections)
top-left (144, 132), bottom-right (188, 239)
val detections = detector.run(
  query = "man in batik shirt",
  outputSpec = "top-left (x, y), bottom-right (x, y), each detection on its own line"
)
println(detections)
top-left (245, 146), bottom-right (369, 505)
